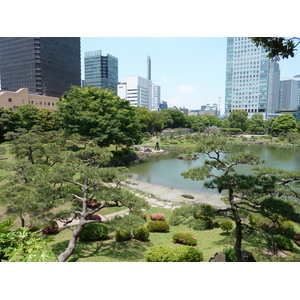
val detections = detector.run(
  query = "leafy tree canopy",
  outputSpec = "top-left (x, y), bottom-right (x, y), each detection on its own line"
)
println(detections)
top-left (57, 86), bottom-right (143, 147)
top-left (250, 37), bottom-right (300, 61)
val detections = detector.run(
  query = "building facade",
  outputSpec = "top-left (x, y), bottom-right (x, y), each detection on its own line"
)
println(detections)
top-left (0, 37), bottom-right (81, 97)
top-left (279, 75), bottom-right (300, 110)
top-left (0, 88), bottom-right (59, 111)
top-left (225, 37), bottom-right (280, 119)
top-left (84, 50), bottom-right (118, 92)
top-left (152, 84), bottom-right (161, 110)
top-left (118, 76), bottom-right (152, 110)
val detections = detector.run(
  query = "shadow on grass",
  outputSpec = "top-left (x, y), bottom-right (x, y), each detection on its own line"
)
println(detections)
top-left (51, 238), bottom-right (154, 262)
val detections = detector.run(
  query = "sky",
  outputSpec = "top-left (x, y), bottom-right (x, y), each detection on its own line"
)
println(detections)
top-left (81, 37), bottom-right (300, 113)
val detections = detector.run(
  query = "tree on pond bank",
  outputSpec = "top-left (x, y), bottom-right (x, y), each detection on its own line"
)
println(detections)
top-left (181, 135), bottom-right (300, 261)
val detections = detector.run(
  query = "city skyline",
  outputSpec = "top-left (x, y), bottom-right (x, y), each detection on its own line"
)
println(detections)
top-left (81, 37), bottom-right (300, 114)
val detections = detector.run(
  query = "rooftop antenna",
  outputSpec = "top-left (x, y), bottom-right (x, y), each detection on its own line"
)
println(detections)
top-left (147, 55), bottom-right (151, 81)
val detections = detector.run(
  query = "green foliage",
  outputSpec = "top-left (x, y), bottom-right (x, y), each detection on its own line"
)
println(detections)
top-left (0, 219), bottom-right (56, 262)
top-left (223, 247), bottom-right (237, 262)
top-left (145, 245), bottom-right (203, 262)
top-left (219, 219), bottom-right (234, 233)
top-left (172, 233), bottom-right (197, 246)
top-left (250, 37), bottom-right (300, 61)
top-left (42, 221), bottom-right (59, 235)
top-left (147, 220), bottom-right (170, 232)
top-left (115, 227), bottom-right (131, 242)
top-left (270, 114), bottom-right (297, 135)
top-left (79, 223), bottom-right (109, 242)
top-left (58, 86), bottom-right (143, 147)
top-left (228, 109), bottom-right (248, 132)
top-left (133, 226), bottom-right (150, 241)
top-left (106, 214), bottom-right (146, 232)
top-left (272, 235), bottom-right (294, 251)
top-left (246, 113), bottom-right (266, 134)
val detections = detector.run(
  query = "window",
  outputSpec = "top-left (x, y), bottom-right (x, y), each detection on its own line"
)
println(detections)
top-left (8, 98), bottom-right (12, 102)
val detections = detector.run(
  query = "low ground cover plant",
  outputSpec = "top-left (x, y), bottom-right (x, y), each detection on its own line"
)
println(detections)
top-left (172, 233), bottom-right (197, 246)
top-left (145, 245), bottom-right (203, 262)
top-left (42, 221), bottom-right (59, 235)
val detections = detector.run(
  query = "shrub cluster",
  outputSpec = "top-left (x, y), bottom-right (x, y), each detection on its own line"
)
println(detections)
top-left (223, 247), bottom-right (237, 262)
top-left (42, 221), bottom-right (59, 235)
top-left (150, 213), bottom-right (166, 221)
top-left (145, 245), bottom-right (203, 262)
top-left (172, 233), bottom-right (197, 246)
top-left (80, 223), bottom-right (108, 242)
top-left (133, 227), bottom-right (149, 241)
top-left (147, 220), bottom-right (170, 233)
top-left (115, 227), bottom-right (131, 242)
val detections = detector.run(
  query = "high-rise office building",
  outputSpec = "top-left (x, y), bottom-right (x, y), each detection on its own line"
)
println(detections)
top-left (84, 50), bottom-right (118, 92)
top-left (225, 37), bottom-right (280, 119)
top-left (279, 75), bottom-right (300, 110)
top-left (0, 37), bottom-right (81, 97)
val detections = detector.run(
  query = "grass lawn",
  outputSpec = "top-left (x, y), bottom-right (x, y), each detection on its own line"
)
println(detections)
top-left (48, 206), bottom-right (300, 262)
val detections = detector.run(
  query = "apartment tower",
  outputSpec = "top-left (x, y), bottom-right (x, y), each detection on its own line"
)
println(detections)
top-left (0, 37), bottom-right (81, 97)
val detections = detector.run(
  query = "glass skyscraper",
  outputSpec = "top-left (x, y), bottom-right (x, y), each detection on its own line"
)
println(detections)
top-left (84, 50), bottom-right (118, 92)
top-left (0, 37), bottom-right (81, 97)
top-left (225, 37), bottom-right (280, 118)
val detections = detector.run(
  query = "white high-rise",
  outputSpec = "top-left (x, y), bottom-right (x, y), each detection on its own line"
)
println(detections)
top-left (118, 76), bottom-right (152, 110)
top-left (279, 75), bottom-right (300, 110)
top-left (225, 37), bottom-right (280, 119)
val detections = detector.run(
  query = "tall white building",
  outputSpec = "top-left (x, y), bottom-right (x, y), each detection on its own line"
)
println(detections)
top-left (118, 76), bottom-right (152, 110)
top-left (225, 37), bottom-right (280, 119)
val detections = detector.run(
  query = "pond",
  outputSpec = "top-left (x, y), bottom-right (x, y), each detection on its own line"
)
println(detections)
top-left (127, 144), bottom-right (300, 193)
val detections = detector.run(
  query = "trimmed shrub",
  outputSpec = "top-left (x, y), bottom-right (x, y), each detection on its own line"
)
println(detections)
top-left (188, 219), bottom-right (210, 231)
top-left (220, 219), bottom-right (234, 233)
top-left (87, 214), bottom-right (102, 221)
top-left (106, 214), bottom-right (145, 232)
top-left (42, 221), bottom-right (59, 235)
top-left (80, 223), bottom-right (108, 242)
top-left (115, 228), bottom-right (131, 242)
top-left (172, 233), bottom-right (197, 246)
top-left (147, 221), bottom-right (170, 232)
top-left (150, 213), bottom-right (166, 221)
top-left (133, 227), bottom-right (150, 241)
top-left (145, 245), bottom-right (203, 262)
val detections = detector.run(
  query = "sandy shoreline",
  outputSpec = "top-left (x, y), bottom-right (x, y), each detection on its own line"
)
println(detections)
top-left (123, 178), bottom-right (227, 209)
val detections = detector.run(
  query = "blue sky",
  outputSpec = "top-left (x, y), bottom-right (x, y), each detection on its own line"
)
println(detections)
top-left (81, 37), bottom-right (300, 113)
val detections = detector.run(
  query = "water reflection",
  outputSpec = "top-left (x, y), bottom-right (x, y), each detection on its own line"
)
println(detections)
top-left (128, 145), bottom-right (300, 192)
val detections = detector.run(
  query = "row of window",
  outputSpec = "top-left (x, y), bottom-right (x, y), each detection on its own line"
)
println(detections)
top-left (6, 97), bottom-right (55, 106)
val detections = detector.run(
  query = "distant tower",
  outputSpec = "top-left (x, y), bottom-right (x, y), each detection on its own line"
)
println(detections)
top-left (147, 56), bottom-right (151, 80)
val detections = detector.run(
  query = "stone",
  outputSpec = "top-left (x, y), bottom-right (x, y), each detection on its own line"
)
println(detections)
top-left (209, 252), bottom-right (226, 262)
top-left (181, 194), bottom-right (194, 199)
top-left (241, 250), bottom-right (256, 262)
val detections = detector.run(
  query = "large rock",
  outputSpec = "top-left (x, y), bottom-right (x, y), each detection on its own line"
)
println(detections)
top-left (241, 250), bottom-right (256, 262)
top-left (181, 194), bottom-right (194, 199)
top-left (209, 252), bottom-right (226, 262)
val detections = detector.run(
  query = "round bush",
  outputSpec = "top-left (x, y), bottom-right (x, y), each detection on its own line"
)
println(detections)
top-left (172, 233), bottom-right (197, 246)
top-left (133, 227), bottom-right (150, 241)
top-left (147, 221), bottom-right (170, 232)
top-left (220, 219), bottom-right (234, 233)
top-left (80, 223), bottom-right (108, 242)
top-left (115, 228), bottom-right (131, 242)
top-left (188, 219), bottom-right (209, 231)
top-left (150, 213), bottom-right (166, 221)
top-left (145, 245), bottom-right (203, 262)
top-left (90, 214), bottom-right (102, 221)
top-left (42, 221), bottom-right (59, 235)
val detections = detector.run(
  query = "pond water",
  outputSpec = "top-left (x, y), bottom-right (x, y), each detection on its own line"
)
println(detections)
top-left (127, 144), bottom-right (300, 193)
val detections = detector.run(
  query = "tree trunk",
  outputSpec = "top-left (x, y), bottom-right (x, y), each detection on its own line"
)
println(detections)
top-left (228, 187), bottom-right (243, 262)
top-left (20, 216), bottom-right (25, 228)
top-left (57, 221), bottom-right (85, 262)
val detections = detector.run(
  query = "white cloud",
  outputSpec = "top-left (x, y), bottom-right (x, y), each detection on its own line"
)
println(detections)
top-left (176, 84), bottom-right (195, 93)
